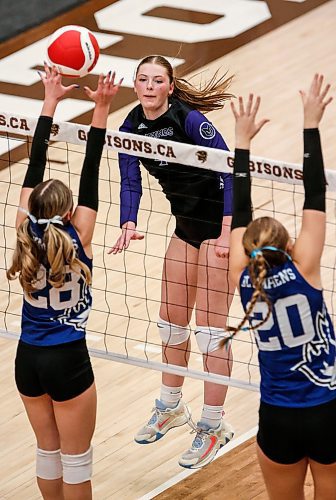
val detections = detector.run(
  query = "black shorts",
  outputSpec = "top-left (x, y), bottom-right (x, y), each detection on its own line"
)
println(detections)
top-left (257, 399), bottom-right (336, 465)
top-left (169, 170), bottom-right (224, 249)
top-left (15, 338), bottom-right (94, 402)
top-left (175, 215), bottom-right (222, 249)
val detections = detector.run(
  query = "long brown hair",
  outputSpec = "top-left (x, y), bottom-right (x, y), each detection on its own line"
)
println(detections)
top-left (228, 217), bottom-right (290, 340)
top-left (135, 55), bottom-right (234, 113)
top-left (7, 179), bottom-right (91, 297)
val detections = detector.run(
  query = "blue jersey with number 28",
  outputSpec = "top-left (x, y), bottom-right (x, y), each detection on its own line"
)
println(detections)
top-left (21, 223), bottom-right (92, 346)
top-left (240, 261), bottom-right (336, 407)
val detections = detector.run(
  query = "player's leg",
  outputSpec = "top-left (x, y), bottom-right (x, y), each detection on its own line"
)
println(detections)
top-left (53, 383), bottom-right (97, 500)
top-left (15, 341), bottom-right (63, 499)
top-left (196, 238), bottom-right (234, 403)
top-left (43, 340), bottom-right (96, 500)
top-left (257, 445), bottom-right (307, 500)
top-left (19, 393), bottom-right (63, 500)
top-left (306, 398), bottom-right (336, 499)
top-left (309, 460), bottom-right (336, 499)
top-left (256, 401), bottom-right (312, 499)
top-left (179, 238), bottom-right (234, 468)
top-left (160, 233), bottom-right (199, 380)
top-left (135, 233), bottom-right (198, 444)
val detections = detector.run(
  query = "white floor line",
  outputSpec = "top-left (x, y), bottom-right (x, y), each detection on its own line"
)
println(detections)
top-left (133, 343), bottom-right (162, 354)
top-left (138, 426), bottom-right (258, 500)
top-left (86, 333), bottom-right (102, 342)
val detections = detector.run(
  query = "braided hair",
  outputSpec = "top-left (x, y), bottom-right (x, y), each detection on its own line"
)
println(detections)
top-left (229, 217), bottom-right (291, 336)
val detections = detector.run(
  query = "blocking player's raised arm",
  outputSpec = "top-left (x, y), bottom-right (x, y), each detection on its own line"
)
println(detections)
top-left (229, 94), bottom-right (269, 286)
top-left (16, 63), bottom-right (78, 229)
top-left (291, 74), bottom-right (332, 280)
top-left (72, 72), bottom-right (123, 252)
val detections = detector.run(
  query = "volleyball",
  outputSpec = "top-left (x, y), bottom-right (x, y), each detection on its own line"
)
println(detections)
top-left (46, 25), bottom-right (100, 78)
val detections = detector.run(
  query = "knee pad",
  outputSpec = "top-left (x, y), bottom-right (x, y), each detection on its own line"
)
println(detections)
top-left (36, 448), bottom-right (62, 480)
top-left (61, 446), bottom-right (93, 485)
top-left (158, 318), bottom-right (190, 346)
top-left (195, 326), bottom-right (231, 354)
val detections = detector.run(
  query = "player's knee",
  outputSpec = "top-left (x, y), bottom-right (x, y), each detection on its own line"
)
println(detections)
top-left (158, 317), bottom-right (190, 345)
top-left (61, 446), bottom-right (93, 485)
top-left (195, 326), bottom-right (231, 354)
top-left (36, 448), bottom-right (62, 480)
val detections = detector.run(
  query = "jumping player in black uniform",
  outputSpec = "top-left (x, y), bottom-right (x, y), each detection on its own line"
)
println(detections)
top-left (110, 55), bottom-right (234, 468)
top-left (228, 75), bottom-right (336, 499)
top-left (7, 65), bottom-right (122, 500)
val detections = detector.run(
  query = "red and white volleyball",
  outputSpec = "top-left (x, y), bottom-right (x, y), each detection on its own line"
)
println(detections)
top-left (47, 25), bottom-right (100, 78)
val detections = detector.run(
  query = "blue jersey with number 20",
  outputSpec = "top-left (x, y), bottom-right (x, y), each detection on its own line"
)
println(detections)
top-left (240, 261), bottom-right (336, 407)
top-left (21, 223), bottom-right (92, 346)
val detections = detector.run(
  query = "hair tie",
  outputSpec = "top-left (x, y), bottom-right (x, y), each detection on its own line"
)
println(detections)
top-left (260, 246), bottom-right (292, 261)
top-left (18, 206), bottom-right (37, 223)
top-left (250, 246), bottom-right (292, 261)
top-left (19, 207), bottom-right (64, 235)
top-left (37, 215), bottom-right (64, 231)
top-left (250, 248), bottom-right (263, 258)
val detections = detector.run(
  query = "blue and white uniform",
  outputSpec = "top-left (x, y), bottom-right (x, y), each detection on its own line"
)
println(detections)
top-left (240, 260), bottom-right (336, 407)
top-left (21, 222), bottom-right (92, 346)
top-left (14, 116), bottom-right (103, 403)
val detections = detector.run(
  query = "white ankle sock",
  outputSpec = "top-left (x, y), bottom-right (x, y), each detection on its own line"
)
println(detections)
top-left (200, 404), bottom-right (224, 428)
top-left (159, 384), bottom-right (183, 408)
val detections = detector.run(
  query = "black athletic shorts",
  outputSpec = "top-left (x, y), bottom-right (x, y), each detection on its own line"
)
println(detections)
top-left (175, 215), bottom-right (222, 249)
top-left (257, 399), bottom-right (336, 464)
top-left (168, 170), bottom-right (224, 249)
top-left (15, 338), bottom-right (94, 402)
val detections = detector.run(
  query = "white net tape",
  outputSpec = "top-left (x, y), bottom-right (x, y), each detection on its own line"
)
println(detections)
top-left (1, 112), bottom-right (335, 392)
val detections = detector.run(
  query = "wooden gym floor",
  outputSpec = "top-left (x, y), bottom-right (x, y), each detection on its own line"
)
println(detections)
top-left (0, 1), bottom-right (336, 498)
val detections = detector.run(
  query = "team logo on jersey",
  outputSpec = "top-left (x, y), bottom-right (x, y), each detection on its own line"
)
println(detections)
top-left (55, 282), bottom-right (92, 331)
top-left (291, 307), bottom-right (336, 389)
top-left (138, 123), bottom-right (148, 129)
top-left (199, 121), bottom-right (216, 140)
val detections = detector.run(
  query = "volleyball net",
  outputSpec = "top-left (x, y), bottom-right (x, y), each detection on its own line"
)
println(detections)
top-left (1, 112), bottom-right (336, 393)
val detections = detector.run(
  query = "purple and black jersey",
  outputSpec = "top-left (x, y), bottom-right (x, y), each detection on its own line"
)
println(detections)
top-left (119, 98), bottom-right (232, 247)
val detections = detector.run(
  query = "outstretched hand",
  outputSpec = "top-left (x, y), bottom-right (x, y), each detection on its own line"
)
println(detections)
top-left (39, 63), bottom-right (79, 115)
top-left (230, 94), bottom-right (269, 150)
top-left (300, 74), bottom-right (332, 129)
top-left (84, 72), bottom-right (123, 106)
top-left (108, 221), bottom-right (144, 254)
top-left (84, 72), bottom-right (123, 128)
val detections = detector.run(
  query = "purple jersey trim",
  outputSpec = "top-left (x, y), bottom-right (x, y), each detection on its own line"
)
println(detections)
top-left (185, 110), bottom-right (232, 216)
top-left (119, 118), bottom-right (142, 226)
